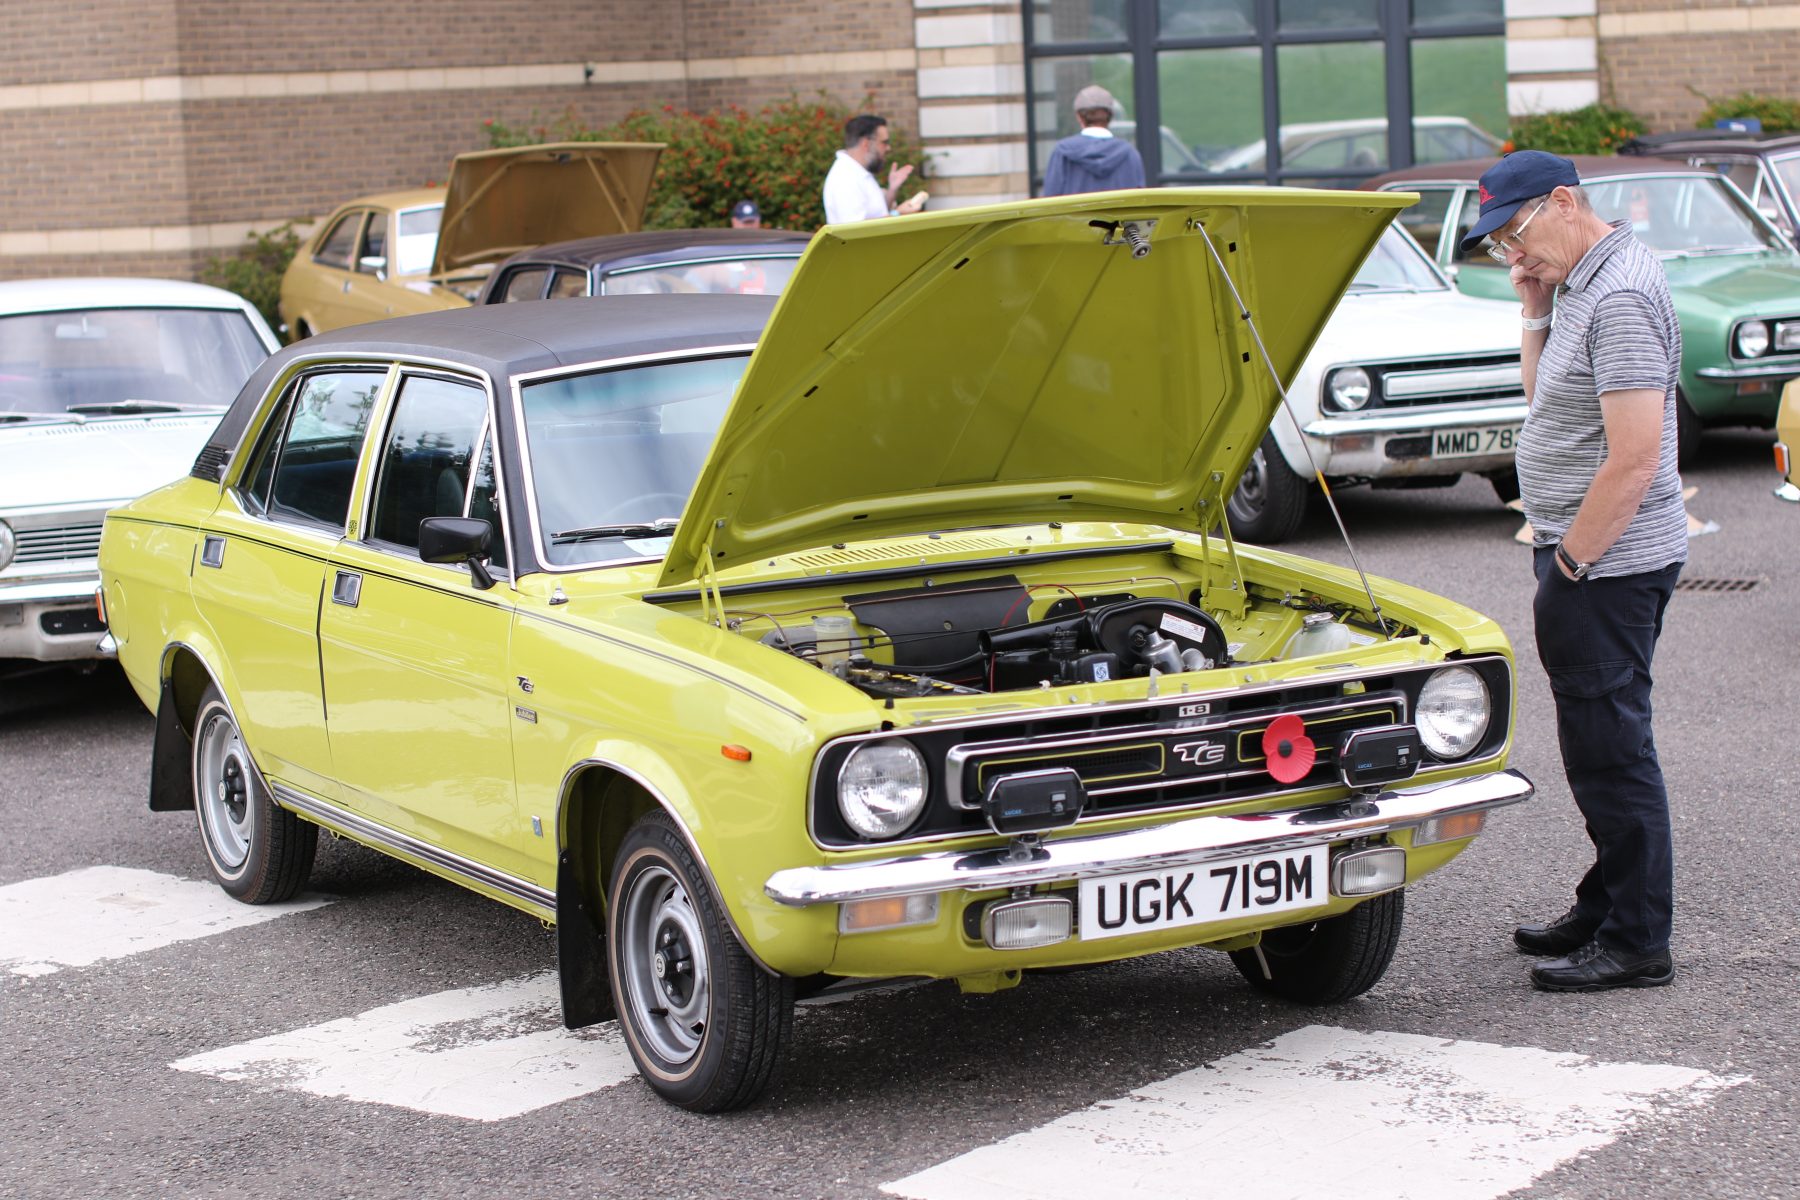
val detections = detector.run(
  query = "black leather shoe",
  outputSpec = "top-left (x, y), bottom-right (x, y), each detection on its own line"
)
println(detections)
top-left (1530, 941), bottom-right (1675, 992)
top-left (1514, 907), bottom-right (1599, 956)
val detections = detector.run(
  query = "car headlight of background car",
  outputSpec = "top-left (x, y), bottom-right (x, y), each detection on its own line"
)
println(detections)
top-left (1735, 320), bottom-right (1771, 358)
top-left (1325, 366), bottom-right (1373, 411)
top-left (0, 520), bottom-right (14, 572)
top-left (837, 740), bottom-right (928, 838)
top-left (1415, 665), bottom-right (1491, 759)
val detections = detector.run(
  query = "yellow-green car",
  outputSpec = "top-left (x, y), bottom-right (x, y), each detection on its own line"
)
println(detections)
top-left (1777, 378), bottom-right (1799, 501)
top-left (277, 141), bottom-right (662, 338)
top-left (99, 190), bottom-right (1533, 1112)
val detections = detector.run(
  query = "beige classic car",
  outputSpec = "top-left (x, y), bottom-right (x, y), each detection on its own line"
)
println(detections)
top-left (278, 142), bottom-right (662, 339)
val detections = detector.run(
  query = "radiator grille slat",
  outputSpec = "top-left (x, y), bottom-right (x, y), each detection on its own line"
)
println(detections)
top-left (14, 523), bottom-right (105, 563)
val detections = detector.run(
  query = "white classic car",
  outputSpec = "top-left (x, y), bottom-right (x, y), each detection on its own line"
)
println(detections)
top-left (1226, 225), bottom-right (1526, 542)
top-left (0, 278), bottom-right (278, 675)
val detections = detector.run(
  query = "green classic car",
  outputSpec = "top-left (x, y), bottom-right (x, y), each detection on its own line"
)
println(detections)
top-left (98, 190), bottom-right (1533, 1112)
top-left (1370, 156), bottom-right (1800, 465)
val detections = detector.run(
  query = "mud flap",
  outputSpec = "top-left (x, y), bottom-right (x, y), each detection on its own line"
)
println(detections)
top-left (147, 676), bottom-right (195, 812)
top-left (557, 850), bottom-right (615, 1028)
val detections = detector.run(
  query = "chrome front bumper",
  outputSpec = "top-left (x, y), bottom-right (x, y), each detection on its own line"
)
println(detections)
top-left (0, 574), bottom-right (106, 662)
top-left (764, 768), bottom-right (1533, 906)
top-left (1303, 399), bottom-right (1528, 439)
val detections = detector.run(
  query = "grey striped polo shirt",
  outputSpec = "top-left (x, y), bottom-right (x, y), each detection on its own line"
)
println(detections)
top-left (1513, 220), bottom-right (1687, 578)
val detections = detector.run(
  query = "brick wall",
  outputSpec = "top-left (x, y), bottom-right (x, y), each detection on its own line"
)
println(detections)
top-left (0, 1), bottom-right (181, 86)
top-left (1604, 30), bottom-right (1800, 131)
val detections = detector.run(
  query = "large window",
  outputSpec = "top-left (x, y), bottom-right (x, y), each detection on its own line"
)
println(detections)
top-left (1025, 0), bottom-right (1505, 189)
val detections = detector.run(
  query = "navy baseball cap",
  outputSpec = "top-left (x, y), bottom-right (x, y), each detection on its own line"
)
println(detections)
top-left (731, 199), bottom-right (761, 221)
top-left (1457, 150), bottom-right (1581, 253)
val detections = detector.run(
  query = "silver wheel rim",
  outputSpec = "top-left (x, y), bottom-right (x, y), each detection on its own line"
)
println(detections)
top-left (619, 864), bottom-right (711, 1065)
top-left (1230, 446), bottom-right (1270, 521)
top-left (196, 709), bottom-right (253, 871)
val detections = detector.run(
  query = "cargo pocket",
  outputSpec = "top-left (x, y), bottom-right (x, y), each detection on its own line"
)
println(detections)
top-left (1547, 660), bottom-right (1640, 771)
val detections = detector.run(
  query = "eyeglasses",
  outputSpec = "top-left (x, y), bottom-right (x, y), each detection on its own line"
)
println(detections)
top-left (1485, 197), bottom-right (1550, 264)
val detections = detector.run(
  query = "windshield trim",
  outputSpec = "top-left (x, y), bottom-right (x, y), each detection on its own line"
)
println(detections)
top-left (509, 344), bottom-right (758, 575)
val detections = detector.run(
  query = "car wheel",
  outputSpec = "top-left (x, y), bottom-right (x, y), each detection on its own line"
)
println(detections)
top-left (1225, 432), bottom-right (1309, 544)
top-left (191, 685), bottom-right (317, 903)
top-left (1488, 468), bottom-right (1521, 505)
top-left (608, 811), bottom-right (793, 1112)
top-left (1227, 888), bottom-right (1403, 1004)
top-left (1675, 390), bottom-right (1703, 468)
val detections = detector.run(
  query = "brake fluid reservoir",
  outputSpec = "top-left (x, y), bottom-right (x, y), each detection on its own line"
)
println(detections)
top-left (1284, 611), bottom-right (1352, 660)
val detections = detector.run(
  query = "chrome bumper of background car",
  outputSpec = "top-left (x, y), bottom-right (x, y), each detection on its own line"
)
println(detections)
top-left (764, 768), bottom-right (1534, 906)
top-left (1304, 399), bottom-right (1528, 438)
top-left (0, 575), bottom-right (100, 605)
top-left (1696, 362), bottom-right (1800, 379)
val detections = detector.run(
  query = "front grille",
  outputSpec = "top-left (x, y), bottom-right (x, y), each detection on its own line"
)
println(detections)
top-left (1360, 353), bottom-right (1523, 411)
top-left (13, 523), bottom-right (104, 564)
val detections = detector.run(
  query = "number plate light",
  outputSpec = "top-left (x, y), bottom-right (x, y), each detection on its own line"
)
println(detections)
top-left (1331, 845), bottom-right (1406, 896)
top-left (983, 896), bottom-right (1074, 950)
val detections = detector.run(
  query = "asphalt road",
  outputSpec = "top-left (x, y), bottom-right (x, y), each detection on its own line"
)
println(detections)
top-left (1, 427), bottom-right (1795, 1200)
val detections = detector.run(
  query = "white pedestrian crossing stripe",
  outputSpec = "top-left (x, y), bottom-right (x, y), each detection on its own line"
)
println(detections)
top-left (170, 971), bottom-right (637, 1121)
top-left (0, 865), bottom-right (331, 977)
top-left (882, 1025), bottom-right (1744, 1200)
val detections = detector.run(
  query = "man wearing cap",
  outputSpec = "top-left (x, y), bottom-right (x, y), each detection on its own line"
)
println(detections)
top-left (729, 199), bottom-right (762, 229)
top-left (822, 114), bottom-right (925, 224)
top-left (1462, 150), bottom-right (1686, 993)
top-left (1041, 85), bottom-right (1146, 197)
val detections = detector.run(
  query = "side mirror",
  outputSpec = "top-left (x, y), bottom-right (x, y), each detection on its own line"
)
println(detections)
top-left (419, 516), bottom-right (496, 590)
top-left (358, 255), bottom-right (388, 279)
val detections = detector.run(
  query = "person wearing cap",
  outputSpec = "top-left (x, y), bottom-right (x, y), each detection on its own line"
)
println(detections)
top-left (1463, 150), bottom-right (1686, 993)
top-left (822, 114), bottom-right (925, 224)
top-left (729, 199), bottom-right (762, 229)
top-left (1040, 84), bottom-right (1146, 197)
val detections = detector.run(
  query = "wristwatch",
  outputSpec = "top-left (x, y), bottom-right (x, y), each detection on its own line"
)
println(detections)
top-left (1555, 543), bottom-right (1593, 580)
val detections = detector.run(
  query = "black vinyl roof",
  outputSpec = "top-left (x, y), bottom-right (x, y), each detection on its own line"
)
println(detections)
top-left (1620, 130), bottom-right (1800, 157)
top-left (202, 293), bottom-right (777, 457)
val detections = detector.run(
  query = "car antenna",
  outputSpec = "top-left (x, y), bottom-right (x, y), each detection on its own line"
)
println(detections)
top-left (1189, 217), bottom-right (1392, 639)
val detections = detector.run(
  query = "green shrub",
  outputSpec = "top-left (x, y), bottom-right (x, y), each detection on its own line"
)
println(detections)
top-left (482, 94), bottom-right (926, 232)
top-left (1508, 104), bottom-right (1647, 156)
top-left (1696, 91), bottom-right (1800, 135)
top-left (199, 221), bottom-right (302, 337)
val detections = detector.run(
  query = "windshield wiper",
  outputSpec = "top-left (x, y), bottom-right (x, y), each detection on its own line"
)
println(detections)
top-left (0, 411), bottom-right (86, 425)
top-left (551, 518), bottom-right (681, 544)
top-left (65, 399), bottom-right (195, 415)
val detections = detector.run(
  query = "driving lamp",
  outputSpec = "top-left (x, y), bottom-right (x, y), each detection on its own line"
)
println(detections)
top-left (837, 740), bottom-right (928, 839)
top-left (1327, 366), bottom-right (1373, 411)
top-left (1415, 665), bottom-right (1491, 759)
top-left (1736, 320), bottom-right (1771, 358)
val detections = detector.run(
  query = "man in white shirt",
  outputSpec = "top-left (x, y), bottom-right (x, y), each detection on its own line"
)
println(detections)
top-left (822, 114), bottom-right (925, 224)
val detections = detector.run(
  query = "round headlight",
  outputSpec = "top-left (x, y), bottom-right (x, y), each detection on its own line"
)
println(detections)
top-left (1736, 320), bottom-right (1771, 358)
top-left (1327, 366), bottom-right (1373, 411)
top-left (837, 741), bottom-right (928, 839)
top-left (0, 520), bottom-right (14, 572)
top-left (1416, 665), bottom-right (1491, 759)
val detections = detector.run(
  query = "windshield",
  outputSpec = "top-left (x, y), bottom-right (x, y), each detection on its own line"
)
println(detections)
top-left (1351, 227), bottom-right (1447, 291)
top-left (1585, 174), bottom-right (1786, 254)
top-left (0, 306), bottom-right (269, 415)
top-left (395, 205), bottom-right (443, 275)
top-left (520, 353), bottom-right (750, 565)
top-left (602, 255), bottom-right (801, 297)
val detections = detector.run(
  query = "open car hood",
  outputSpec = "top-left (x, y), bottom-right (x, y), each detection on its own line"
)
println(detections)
top-left (659, 188), bottom-right (1409, 587)
top-left (431, 142), bottom-right (664, 276)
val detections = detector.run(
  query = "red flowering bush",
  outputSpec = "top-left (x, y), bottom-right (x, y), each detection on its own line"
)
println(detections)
top-left (482, 95), bottom-right (926, 232)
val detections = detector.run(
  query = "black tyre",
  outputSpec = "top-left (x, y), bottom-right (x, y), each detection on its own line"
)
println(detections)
top-left (1226, 432), bottom-right (1309, 544)
top-left (608, 811), bottom-right (793, 1112)
top-left (1488, 468), bottom-right (1521, 505)
top-left (1228, 889), bottom-right (1404, 1004)
top-left (1675, 390), bottom-right (1703, 468)
top-left (191, 685), bottom-right (317, 903)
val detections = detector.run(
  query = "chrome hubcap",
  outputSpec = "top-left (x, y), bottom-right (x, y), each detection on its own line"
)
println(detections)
top-left (196, 710), bottom-right (252, 870)
top-left (620, 865), bottom-right (710, 1065)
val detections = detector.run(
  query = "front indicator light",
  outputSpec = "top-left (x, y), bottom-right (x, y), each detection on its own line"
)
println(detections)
top-left (983, 896), bottom-right (1074, 949)
top-left (1415, 810), bottom-right (1487, 846)
top-left (1736, 320), bottom-right (1771, 358)
top-left (839, 893), bottom-right (938, 934)
top-left (1776, 442), bottom-right (1791, 476)
top-left (1332, 845), bottom-right (1406, 896)
top-left (1416, 665), bottom-right (1491, 758)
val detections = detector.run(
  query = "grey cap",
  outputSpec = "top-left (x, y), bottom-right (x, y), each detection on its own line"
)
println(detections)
top-left (1072, 84), bottom-right (1116, 114)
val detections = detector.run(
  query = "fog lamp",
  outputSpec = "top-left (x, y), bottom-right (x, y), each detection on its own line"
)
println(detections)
top-left (839, 893), bottom-right (938, 934)
top-left (1332, 845), bottom-right (1406, 896)
top-left (981, 768), bottom-right (1085, 836)
top-left (1415, 810), bottom-right (1487, 846)
top-left (982, 896), bottom-right (1074, 950)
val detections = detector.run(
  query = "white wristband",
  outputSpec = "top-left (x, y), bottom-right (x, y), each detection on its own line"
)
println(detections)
top-left (1521, 312), bottom-right (1553, 331)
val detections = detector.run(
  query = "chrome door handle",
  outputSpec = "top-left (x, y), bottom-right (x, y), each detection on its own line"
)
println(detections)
top-left (331, 571), bottom-right (362, 607)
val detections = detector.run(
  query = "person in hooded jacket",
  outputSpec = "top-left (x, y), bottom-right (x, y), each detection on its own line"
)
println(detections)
top-left (1041, 84), bottom-right (1146, 197)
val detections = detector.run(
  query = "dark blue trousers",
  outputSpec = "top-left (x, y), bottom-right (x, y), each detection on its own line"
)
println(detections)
top-left (1531, 548), bottom-right (1681, 956)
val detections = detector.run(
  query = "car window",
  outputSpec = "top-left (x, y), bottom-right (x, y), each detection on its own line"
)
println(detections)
top-left (1774, 155), bottom-right (1800, 208)
top-left (520, 353), bottom-right (750, 566)
top-left (500, 267), bottom-right (549, 303)
top-left (1586, 174), bottom-right (1786, 253)
top-left (1350, 227), bottom-right (1446, 291)
top-left (357, 212), bottom-right (388, 275)
top-left (394, 205), bottom-right (443, 276)
top-left (264, 370), bottom-right (384, 529)
top-left (601, 256), bottom-right (801, 297)
top-left (314, 212), bottom-right (363, 271)
top-left (368, 374), bottom-right (490, 554)
top-left (0, 307), bottom-right (270, 415)
top-left (1450, 187), bottom-right (1504, 270)
top-left (549, 268), bottom-right (588, 299)
top-left (1394, 188), bottom-right (1454, 259)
